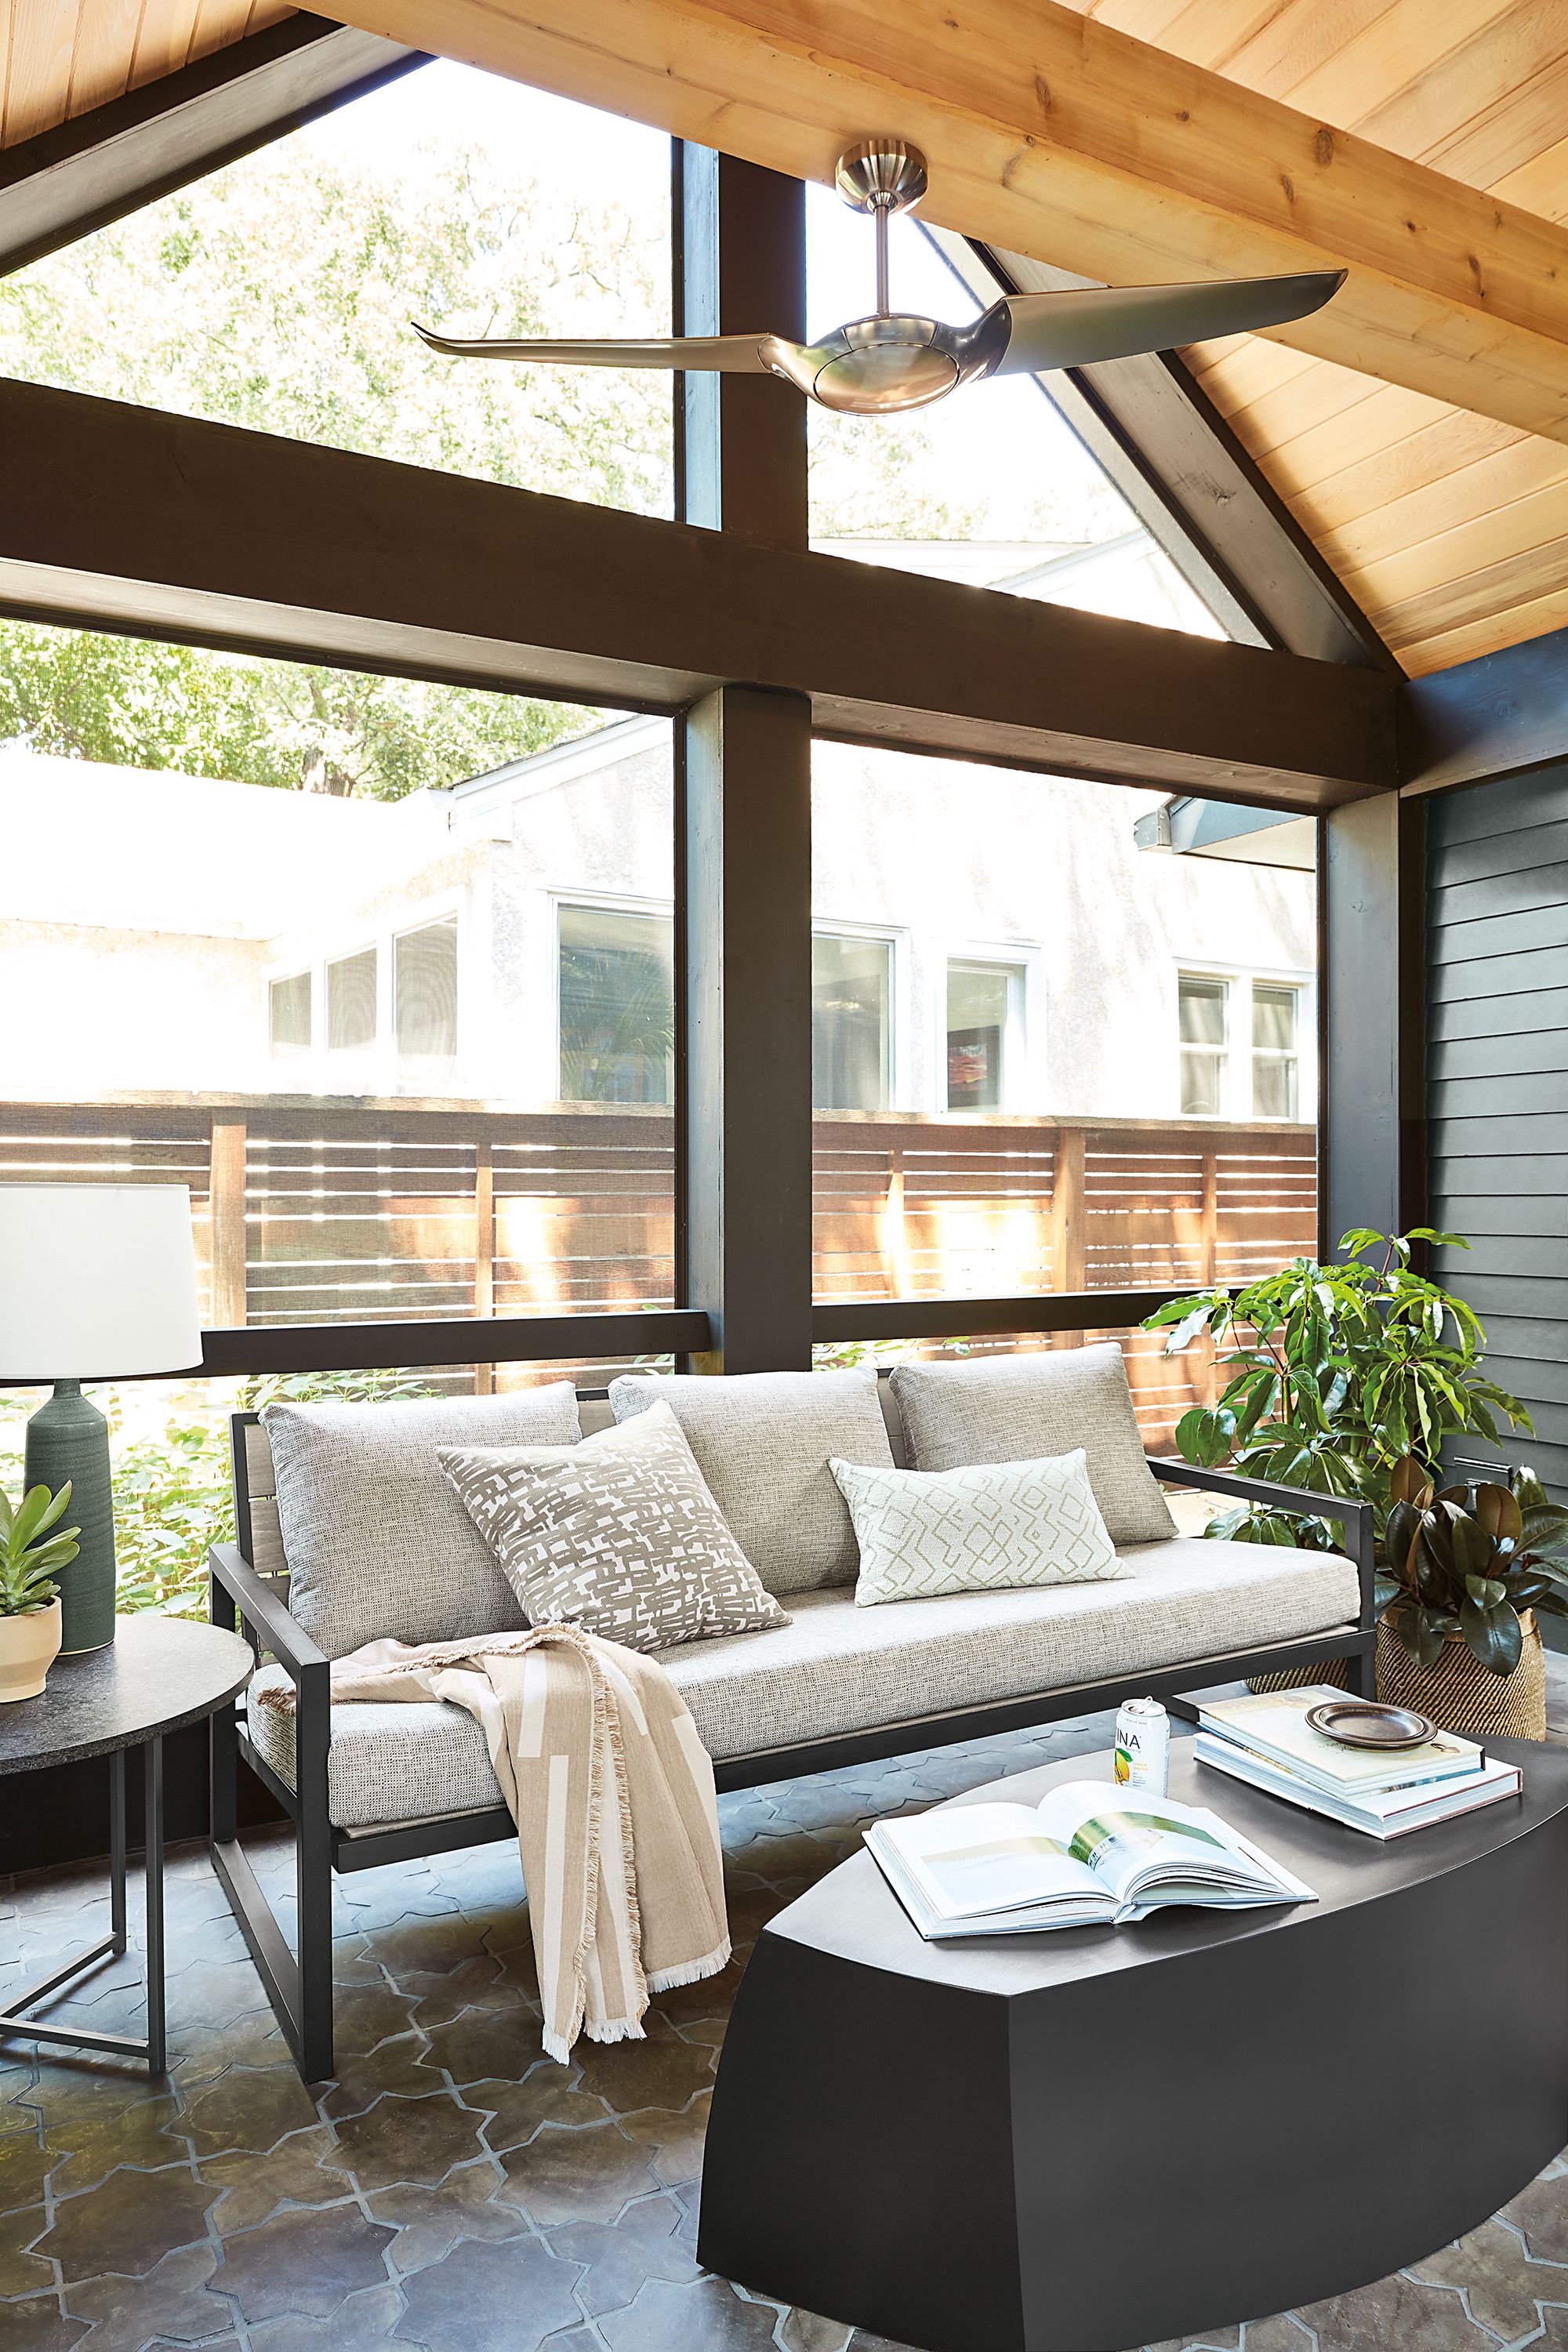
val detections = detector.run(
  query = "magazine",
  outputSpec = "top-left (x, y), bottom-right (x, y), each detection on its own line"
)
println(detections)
top-left (1196, 1686), bottom-right (1486, 1798)
top-left (1194, 1731), bottom-right (1522, 1840)
top-left (865, 1780), bottom-right (1316, 1941)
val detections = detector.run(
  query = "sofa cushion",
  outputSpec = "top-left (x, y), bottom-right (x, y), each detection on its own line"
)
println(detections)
top-left (438, 1405), bottom-right (788, 1653)
top-left (832, 1447), bottom-right (1126, 1606)
top-left (608, 1370), bottom-right (895, 1595)
top-left (263, 1385), bottom-right (582, 1659)
top-left (888, 1346), bottom-right (1176, 1546)
top-left (245, 1537), bottom-right (1359, 1826)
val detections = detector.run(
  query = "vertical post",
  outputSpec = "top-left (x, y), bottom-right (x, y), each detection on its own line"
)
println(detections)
top-left (1049, 1125), bottom-right (1086, 1346)
top-left (473, 1138), bottom-right (495, 1395)
top-left (1199, 1143), bottom-right (1220, 1406)
top-left (209, 1114), bottom-right (248, 1327)
top-left (677, 143), bottom-right (812, 1374)
top-left (1319, 798), bottom-right (1426, 1258)
top-left (109, 1747), bottom-right (127, 1953)
top-left (683, 686), bottom-right (815, 1373)
top-left (675, 144), bottom-right (808, 548)
top-left (881, 1149), bottom-right (909, 1299)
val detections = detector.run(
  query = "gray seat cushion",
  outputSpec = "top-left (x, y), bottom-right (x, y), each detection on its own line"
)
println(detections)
top-left (608, 1369), bottom-right (895, 1595)
top-left (263, 1385), bottom-right (583, 1659)
top-left (889, 1345), bottom-right (1177, 1545)
top-left (245, 1537), bottom-right (1358, 1828)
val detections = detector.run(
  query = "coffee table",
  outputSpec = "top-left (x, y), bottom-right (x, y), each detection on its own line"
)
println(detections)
top-left (699, 1733), bottom-right (1568, 2352)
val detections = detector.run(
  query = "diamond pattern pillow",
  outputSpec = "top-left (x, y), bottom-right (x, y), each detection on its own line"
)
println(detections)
top-left (829, 1447), bottom-right (1127, 1607)
top-left (438, 1403), bottom-right (789, 1654)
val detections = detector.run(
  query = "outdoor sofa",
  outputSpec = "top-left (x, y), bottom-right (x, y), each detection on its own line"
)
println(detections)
top-left (207, 1351), bottom-right (1375, 2082)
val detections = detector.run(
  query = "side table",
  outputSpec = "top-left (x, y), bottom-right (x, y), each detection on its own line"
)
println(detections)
top-left (0, 1613), bottom-right (253, 2073)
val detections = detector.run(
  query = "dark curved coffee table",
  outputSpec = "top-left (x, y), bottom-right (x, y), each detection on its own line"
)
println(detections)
top-left (699, 1733), bottom-right (1568, 2352)
top-left (0, 1614), bottom-right (253, 2073)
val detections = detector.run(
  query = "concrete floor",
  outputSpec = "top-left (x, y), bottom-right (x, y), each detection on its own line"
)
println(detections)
top-left (2, 1664), bottom-right (1567, 2352)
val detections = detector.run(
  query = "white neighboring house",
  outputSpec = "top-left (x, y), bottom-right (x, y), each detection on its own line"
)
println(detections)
top-left (0, 535), bottom-right (1316, 1124)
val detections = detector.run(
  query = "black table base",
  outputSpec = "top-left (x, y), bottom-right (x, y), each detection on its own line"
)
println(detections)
top-left (699, 1736), bottom-right (1568, 2352)
top-left (0, 1740), bottom-right (166, 2071)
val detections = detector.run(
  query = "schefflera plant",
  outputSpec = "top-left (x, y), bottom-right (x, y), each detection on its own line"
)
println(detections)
top-left (0, 1483), bottom-right (79, 1617)
top-left (1380, 1461), bottom-right (1568, 1676)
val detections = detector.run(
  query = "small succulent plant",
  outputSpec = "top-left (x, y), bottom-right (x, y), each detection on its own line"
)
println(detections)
top-left (0, 1483), bottom-right (80, 1618)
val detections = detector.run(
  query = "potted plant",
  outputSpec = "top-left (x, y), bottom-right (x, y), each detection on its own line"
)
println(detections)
top-left (1375, 1461), bottom-right (1568, 1738)
top-left (0, 1482), bottom-right (79, 1704)
top-left (1143, 1228), bottom-right (1553, 1732)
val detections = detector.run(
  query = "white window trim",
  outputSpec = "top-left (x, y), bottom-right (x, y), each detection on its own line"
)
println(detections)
top-left (811, 919), bottom-right (907, 1113)
top-left (1176, 960), bottom-right (1316, 1123)
top-left (263, 887), bottom-right (466, 1091)
top-left (937, 939), bottom-right (1044, 1116)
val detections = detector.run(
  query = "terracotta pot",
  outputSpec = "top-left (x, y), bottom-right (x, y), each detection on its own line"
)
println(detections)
top-left (0, 1598), bottom-right (63, 1703)
top-left (1376, 1608), bottom-right (1546, 1741)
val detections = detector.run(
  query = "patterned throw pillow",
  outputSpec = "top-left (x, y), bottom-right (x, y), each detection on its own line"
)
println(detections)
top-left (438, 1403), bottom-right (789, 1654)
top-left (829, 1448), bottom-right (1128, 1607)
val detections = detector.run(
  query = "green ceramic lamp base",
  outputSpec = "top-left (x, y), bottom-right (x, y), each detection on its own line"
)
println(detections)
top-left (24, 1381), bottom-right (117, 1653)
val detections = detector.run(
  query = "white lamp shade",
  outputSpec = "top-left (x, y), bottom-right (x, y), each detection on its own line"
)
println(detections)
top-left (0, 1184), bottom-right (203, 1380)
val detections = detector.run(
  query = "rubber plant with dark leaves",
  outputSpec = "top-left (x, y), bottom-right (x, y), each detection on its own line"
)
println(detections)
top-left (1142, 1229), bottom-right (1533, 1552)
top-left (1380, 1461), bottom-right (1568, 1676)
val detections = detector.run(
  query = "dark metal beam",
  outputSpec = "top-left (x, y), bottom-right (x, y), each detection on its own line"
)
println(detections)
top-left (1399, 625), bottom-right (1568, 797)
top-left (811, 1291), bottom-right (1182, 1343)
top-left (0, 14), bottom-right (424, 281)
top-left (194, 1309), bottom-right (709, 1381)
top-left (684, 685), bottom-right (815, 1373)
top-left (675, 147), bottom-right (808, 549)
top-left (1319, 794), bottom-right (1427, 1256)
top-left (0, 377), bottom-right (1399, 810)
top-left (933, 235), bottom-right (1398, 675)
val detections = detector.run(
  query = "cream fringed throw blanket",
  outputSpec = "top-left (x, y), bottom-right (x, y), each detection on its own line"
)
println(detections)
top-left (256, 1624), bottom-right (729, 2061)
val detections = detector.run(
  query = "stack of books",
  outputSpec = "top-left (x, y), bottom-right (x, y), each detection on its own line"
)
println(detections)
top-left (1195, 1685), bottom-right (1523, 1839)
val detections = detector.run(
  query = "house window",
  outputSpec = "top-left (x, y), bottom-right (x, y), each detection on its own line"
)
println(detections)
top-left (813, 934), bottom-right (892, 1112)
top-left (327, 948), bottom-right (377, 1052)
top-left (558, 904), bottom-right (673, 1104)
top-left (1180, 973), bottom-right (1304, 1118)
top-left (1252, 982), bottom-right (1300, 1120)
top-left (946, 960), bottom-right (1025, 1112)
top-left (1178, 974), bottom-right (1229, 1115)
top-left (396, 919), bottom-right (459, 1059)
top-left (269, 972), bottom-right (311, 1058)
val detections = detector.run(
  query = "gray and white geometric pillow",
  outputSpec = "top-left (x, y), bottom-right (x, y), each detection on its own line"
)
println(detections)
top-left (829, 1446), bottom-right (1128, 1607)
top-left (438, 1403), bottom-right (789, 1655)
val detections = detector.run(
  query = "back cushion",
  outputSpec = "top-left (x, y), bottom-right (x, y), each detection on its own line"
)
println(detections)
top-left (887, 1345), bottom-right (1175, 1547)
top-left (608, 1370), bottom-right (894, 1594)
top-left (263, 1385), bottom-right (583, 1657)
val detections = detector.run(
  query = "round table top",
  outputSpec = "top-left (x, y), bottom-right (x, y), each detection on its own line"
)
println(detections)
top-left (0, 1614), bottom-right (254, 1773)
top-left (764, 1731), bottom-right (1568, 2000)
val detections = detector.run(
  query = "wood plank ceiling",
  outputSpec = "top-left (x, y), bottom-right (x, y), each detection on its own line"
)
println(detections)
top-left (0, 0), bottom-right (292, 147)
top-left (1062, 0), bottom-right (1568, 675)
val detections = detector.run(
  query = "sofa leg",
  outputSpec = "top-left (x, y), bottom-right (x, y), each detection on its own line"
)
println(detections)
top-left (1348, 1643), bottom-right (1378, 1700)
top-left (296, 1804), bottom-right (335, 2085)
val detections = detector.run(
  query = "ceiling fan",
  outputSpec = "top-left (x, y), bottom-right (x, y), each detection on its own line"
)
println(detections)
top-left (413, 137), bottom-right (1345, 418)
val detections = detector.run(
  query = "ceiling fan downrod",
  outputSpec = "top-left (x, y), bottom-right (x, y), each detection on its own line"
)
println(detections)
top-left (832, 137), bottom-right (930, 317)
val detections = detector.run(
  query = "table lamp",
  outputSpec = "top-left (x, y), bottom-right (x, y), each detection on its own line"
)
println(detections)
top-left (0, 1185), bottom-right (203, 1653)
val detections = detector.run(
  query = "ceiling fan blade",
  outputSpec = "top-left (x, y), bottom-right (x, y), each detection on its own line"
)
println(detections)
top-left (984, 270), bottom-right (1346, 376)
top-left (412, 321), bottom-right (776, 372)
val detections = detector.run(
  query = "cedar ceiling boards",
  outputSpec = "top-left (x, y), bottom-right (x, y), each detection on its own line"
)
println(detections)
top-left (1063, 0), bottom-right (1568, 677)
top-left (1, 0), bottom-right (293, 147)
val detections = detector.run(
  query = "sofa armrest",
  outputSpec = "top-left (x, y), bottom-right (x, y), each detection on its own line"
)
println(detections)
top-left (1149, 1459), bottom-right (1376, 1628)
top-left (209, 1542), bottom-right (327, 1677)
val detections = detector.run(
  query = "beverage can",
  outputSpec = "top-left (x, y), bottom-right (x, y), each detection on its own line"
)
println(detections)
top-left (1114, 1697), bottom-right (1171, 1797)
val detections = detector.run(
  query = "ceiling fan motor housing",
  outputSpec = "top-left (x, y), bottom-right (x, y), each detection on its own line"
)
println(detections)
top-left (833, 138), bottom-right (929, 216)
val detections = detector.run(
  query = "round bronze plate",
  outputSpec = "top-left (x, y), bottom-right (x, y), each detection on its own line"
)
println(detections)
top-left (1305, 1699), bottom-right (1436, 1749)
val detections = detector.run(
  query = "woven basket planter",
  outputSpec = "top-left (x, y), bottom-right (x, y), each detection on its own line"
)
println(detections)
top-left (1247, 1661), bottom-right (1351, 1697)
top-left (1374, 1610), bottom-right (1545, 1740)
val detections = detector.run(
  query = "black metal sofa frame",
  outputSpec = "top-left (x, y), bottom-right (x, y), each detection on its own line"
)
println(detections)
top-left (209, 1408), bottom-right (1377, 2083)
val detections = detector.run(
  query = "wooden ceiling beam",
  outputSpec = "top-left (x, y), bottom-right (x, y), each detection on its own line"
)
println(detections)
top-left (1400, 622), bottom-right (1568, 794)
top-left (318, 0), bottom-right (1568, 448)
top-left (0, 373), bottom-right (1397, 811)
top-left (0, 13), bottom-right (423, 278)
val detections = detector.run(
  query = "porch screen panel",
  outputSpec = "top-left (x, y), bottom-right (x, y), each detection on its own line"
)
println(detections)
top-left (808, 741), bottom-right (1318, 1312)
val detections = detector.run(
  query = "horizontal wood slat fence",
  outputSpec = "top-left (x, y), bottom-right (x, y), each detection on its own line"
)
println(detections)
top-left (0, 1098), bottom-right (1316, 1439)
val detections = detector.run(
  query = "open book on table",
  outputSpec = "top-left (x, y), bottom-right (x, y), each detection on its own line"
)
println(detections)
top-left (866, 1779), bottom-right (1316, 1941)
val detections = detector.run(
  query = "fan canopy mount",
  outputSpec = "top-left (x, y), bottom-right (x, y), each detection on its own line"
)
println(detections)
top-left (412, 138), bottom-right (1345, 419)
